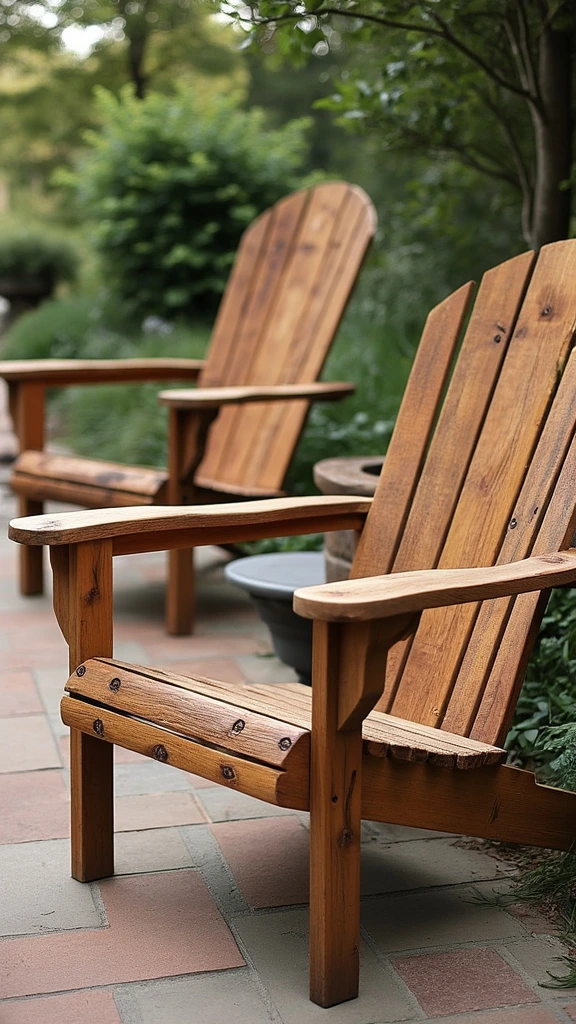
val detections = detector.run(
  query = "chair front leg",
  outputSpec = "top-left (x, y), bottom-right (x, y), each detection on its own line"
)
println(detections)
top-left (309, 621), bottom-right (363, 1007)
top-left (66, 539), bottom-right (114, 881)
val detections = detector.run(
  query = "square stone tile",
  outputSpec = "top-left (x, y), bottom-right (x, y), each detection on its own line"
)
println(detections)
top-left (0, 839), bottom-right (102, 935)
top-left (234, 908), bottom-right (414, 1023)
top-left (0, 716), bottom-right (60, 772)
top-left (198, 786), bottom-right (295, 822)
top-left (393, 947), bottom-right (537, 1016)
top-left (115, 828), bottom-right (193, 874)
top-left (505, 936), bottom-right (576, 990)
top-left (0, 669), bottom-right (42, 716)
top-left (0, 770), bottom-right (69, 843)
top-left (113, 761), bottom-right (196, 797)
top-left (116, 792), bottom-right (207, 831)
top-left (159, 657), bottom-right (247, 683)
top-left (360, 837), bottom-right (511, 895)
top-left (119, 970), bottom-right (276, 1023)
top-left (362, 886), bottom-right (526, 953)
top-left (212, 816), bottom-right (309, 908)
top-left (0, 990), bottom-right (121, 1024)
top-left (236, 654), bottom-right (297, 684)
top-left (1, 870), bottom-right (244, 998)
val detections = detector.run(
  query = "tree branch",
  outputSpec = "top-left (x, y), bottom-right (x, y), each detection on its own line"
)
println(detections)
top-left (239, 4), bottom-right (536, 102)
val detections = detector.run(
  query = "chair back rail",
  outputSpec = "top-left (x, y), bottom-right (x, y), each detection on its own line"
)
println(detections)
top-left (349, 240), bottom-right (576, 742)
top-left (195, 182), bottom-right (376, 494)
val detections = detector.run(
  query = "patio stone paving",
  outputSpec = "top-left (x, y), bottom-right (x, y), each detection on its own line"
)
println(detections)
top-left (0, 413), bottom-right (575, 1021)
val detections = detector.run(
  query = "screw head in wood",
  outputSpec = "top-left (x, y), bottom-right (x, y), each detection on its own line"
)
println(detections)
top-left (279, 737), bottom-right (292, 751)
top-left (76, 665), bottom-right (86, 677)
top-left (230, 719), bottom-right (245, 736)
top-left (221, 765), bottom-right (236, 780)
top-left (93, 719), bottom-right (104, 736)
top-left (541, 305), bottom-right (552, 316)
top-left (152, 744), bottom-right (168, 762)
top-left (509, 518), bottom-right (518, 530)
top-left (109, 677), bottom-right (121, 692)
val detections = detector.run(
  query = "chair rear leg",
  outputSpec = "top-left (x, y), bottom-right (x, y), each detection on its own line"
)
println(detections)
top-left (70, 729), bottom-right (114, 881)
top-left (19, 498), bottom-right (44, 594)
top-left (166, 547), bottom-right (195, 635)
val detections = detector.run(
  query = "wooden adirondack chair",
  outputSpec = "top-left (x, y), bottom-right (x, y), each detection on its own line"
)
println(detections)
top-left (0, 181), bottom-right (375, 634)
top-left (9, 239), bottom-right (576, 1008)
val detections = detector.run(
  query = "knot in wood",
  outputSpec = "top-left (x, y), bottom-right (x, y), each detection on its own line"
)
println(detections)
top-left (152, 744), bottom-right (168, 762)
top-left (76, 665), bottom-right (86, 677)
top-left (221, 765), bottom-right (236, 781)
top-left (93, 718), bottom-right (104, 736)
top-left (493, 334), bottom-right (502, 343)
top-left (278, 737), bottom-right (292, 751)
top-left (338, 827), bottom-right (353, 848)
top-left (230, 719), bottom-right (245, 736)
top-left (109, 677), bottom-right (121, 692)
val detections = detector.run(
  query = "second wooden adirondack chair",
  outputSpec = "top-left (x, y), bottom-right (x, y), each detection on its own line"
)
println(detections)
top-left (0, 182), bottom-right (375, 633)
top-left (10, 239), bottom-right (576, 1008)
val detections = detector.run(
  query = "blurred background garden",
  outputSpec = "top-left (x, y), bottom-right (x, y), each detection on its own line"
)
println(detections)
top-left (0, 0), bottom-right (574, 776)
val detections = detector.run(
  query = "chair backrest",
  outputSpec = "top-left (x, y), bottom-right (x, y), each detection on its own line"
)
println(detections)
top-left (351, 240), bottom-right (576, 745)
top-left (195, 182), bottom-right (376, 495)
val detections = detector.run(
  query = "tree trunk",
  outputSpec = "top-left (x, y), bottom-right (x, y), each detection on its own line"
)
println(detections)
top-left (530, 25), bottom-right (573, 249)
top-left (127, 27), bottom-right (148, 99)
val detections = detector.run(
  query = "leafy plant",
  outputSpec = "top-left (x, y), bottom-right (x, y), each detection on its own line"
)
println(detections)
top-left (69, 85), bottom-right (314, 319)
top-left (505, 588), bottom-right (576, 767)
top-left (0, 225), bottom-right (77, 286)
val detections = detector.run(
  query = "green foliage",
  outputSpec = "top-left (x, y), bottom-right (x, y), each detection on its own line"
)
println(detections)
top-left (70, 86), bottom-right (314, 319)
top-left (230, 0), bottom-right (575, 247)
top-left (0, 224), bottom-right (77, 286)
top-left (505, 589), bottom-right (576, 767)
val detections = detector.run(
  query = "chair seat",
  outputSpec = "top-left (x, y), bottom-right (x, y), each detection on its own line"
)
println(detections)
top-left (62, 658), bottom-right (506, 773)
top-left (12, 450), bottom-right (168, 508)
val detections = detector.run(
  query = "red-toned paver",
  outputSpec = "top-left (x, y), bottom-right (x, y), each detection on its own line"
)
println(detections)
top-left (0, 990), bottom-right (122, 1024)
top-left (211, 815), bottom-right (310, 908)
top-left (393, 948), bottom-right (538, 1016)
top-left (0, 870), bottom-right (244, 998)
top-left (0, 770), bottom-right (69, 844)
top-left (0, 669), bottom-right (42, 716)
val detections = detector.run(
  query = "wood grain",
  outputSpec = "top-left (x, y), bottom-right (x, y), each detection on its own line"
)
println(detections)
top-left (159, 382), bottom-right (355, 408)
top-left (309, 620), bottom-right (362, 1006)
top-left (443, 347), bottom-right (576, 736)
top-left (392, 241), bottom-right (576, 725)
top-left (66, 658), bottom-right (310, 772)
top-left (67, 540), bottom-right (114, 882)
top-left (8, 494), bottom-right (372, 546)
top-left (60, 696), bottom-right (307, 809)
top-left (294, 551), bottom-right (576, 620)
top-left (0, 358), bottom-right (205, 384)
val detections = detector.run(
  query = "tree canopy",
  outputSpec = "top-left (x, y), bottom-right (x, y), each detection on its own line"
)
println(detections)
top-left (227, 0), bottom-right (575, 248)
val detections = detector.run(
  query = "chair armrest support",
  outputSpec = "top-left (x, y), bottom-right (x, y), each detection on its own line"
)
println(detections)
top-left (0, 359), bottom-right (205, 386)
top-left (294, 551), bottom-right (576, 622)
top-left (9, 495), bottom-right (372, 555)
top-left (158, 382), bottom-right (355, 409)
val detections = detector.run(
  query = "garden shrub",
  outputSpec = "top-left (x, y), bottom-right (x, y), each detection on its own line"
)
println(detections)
top-left (71, 86), bottom-right (314, 320)
top-left (0, 224), bottom-right (77, 289)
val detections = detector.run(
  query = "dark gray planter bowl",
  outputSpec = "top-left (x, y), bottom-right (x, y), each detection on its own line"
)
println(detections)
top-left (224, 552), bottom-right (325, 685)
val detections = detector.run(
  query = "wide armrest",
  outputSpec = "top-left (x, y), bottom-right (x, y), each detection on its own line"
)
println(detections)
top-left (9, 495), bottom-right (371, 552)
top-left (294, 550), bottom-right (576, 622)
top-left (0, 358), bottom-right (206, 386)
top-left (159, 382), bottom-right (354, 408)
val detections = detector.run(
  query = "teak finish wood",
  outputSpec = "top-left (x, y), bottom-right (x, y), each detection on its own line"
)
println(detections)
top-left (4, 182), bottom-right (375, 636)
top-left (10, 239), bottom-right (576, 1008)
